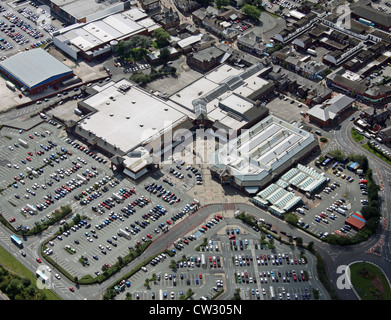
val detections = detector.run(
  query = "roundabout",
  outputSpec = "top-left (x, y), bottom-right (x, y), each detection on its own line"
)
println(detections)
top-left (347, 261), bottom-right (391, 300)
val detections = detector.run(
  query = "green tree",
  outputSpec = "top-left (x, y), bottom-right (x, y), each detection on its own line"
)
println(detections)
top-left (126, 35), bottom-right (152, 49)
top-left (241, 4), bottom-right (261, 20)
top-left (307, 241), bottom-right (315, 252)
top-left (215, 0), bottom-right (229, 8)
top-left (153, 28), bottom-right (171, 48)
top-left (6, 279), bottom-right (22, 298)
top-left (159, 47), bottom-right (171, 63)
top-left (169, 259), bottom-right (177, 269)
top-left (117, 256), bottom-right (124, 266)
top-left (194, 0), bottom-right (213, 6)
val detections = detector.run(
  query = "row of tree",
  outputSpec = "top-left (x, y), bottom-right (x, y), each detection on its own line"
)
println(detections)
top-left (115, 29), bottom-right (171, 62)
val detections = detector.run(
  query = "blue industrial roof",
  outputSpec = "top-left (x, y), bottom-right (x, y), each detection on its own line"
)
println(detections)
top-left (0, 48), bottom-right (73, 89)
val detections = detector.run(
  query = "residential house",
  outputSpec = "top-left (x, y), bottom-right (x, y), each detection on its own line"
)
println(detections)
top-left (237, 31), bottom-right (267, 56)
top-left (173, 0), bottom-right (200, 14)
top-left (140, 0), bottom-right (161, 12)
top-left (274, 12), bottom-right (318, 44)
top-left (307, 94), bottom-right (355, 127)
top-left (293, 35), bottom-right (313, 51)
top-left (152, 7), bottom-right (180, 30)
top-left (186, 46), bottom-right (226, 72)
top-left (202, 14), bottom-right (239, 41)
top-left (146, 46), bottom-right (179, 64)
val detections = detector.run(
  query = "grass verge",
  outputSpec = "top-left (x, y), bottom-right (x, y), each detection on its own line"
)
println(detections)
top-left (349, 262), bottom-right (391, 300)
top-left (0, 245), bottom-right (61, 300)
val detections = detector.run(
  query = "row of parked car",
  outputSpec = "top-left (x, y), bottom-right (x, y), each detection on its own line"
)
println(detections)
top-left (145, 182), bottom-right (181, 205)
top-left (66, 138), bottom-right (108, 164)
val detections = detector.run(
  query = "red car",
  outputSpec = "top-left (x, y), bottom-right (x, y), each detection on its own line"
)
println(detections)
top-left (69, 287), bottom-right (75, 292)
top-left (147, 234), bottom-right (152, 239)
top-left (26, 157), bottom-right (31, 161)
top-left (29, 135), bottom-right (34, 139)
top-left (166, 220), bottom-right (171, 225)
top-left (36, 258), bottom-right (42, 263)
top-left (9, 217), bottom-right (15, 222)
top-left (27, 151), bottom-right (33, 156)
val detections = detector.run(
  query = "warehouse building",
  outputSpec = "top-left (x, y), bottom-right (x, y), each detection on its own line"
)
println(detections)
top-left (40, 0), bottom-right (131, 24)
top-left (68, 79), bottom-right (193, 179)
top-left (209, 114), bottom-right (319, 194)
top-left (53, 7), bottom-right (160, 61)
top-left (0, 48), bottom-right (73, 94)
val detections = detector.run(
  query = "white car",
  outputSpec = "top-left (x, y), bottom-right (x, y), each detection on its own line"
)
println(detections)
top-left (55, 274), bottom-right (61, 280)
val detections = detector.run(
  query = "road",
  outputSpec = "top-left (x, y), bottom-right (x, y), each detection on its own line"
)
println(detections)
top-left (1, 86), bottom-right (391, 300)
top-left (319, 114), bottom-right (391, 299)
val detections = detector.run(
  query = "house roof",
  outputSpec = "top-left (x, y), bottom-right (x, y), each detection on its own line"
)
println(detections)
top-left (308, 94), bottom-right (354, 122)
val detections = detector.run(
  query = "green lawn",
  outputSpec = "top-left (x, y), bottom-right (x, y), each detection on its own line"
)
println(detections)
top-left (349, 262), bottom-right (391, 300)
top-left (351, 128), bottom-right (364, 142)
top-left (0, 245), bottom-right (61, 300)
top-left (362, 143), bottom-right (391, 166)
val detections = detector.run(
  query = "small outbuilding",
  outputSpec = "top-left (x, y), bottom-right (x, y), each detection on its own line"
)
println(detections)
top-left (345, 212), bottom-right (366, 230)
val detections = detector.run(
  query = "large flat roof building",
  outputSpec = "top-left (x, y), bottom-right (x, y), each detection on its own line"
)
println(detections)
top-left (72, 79), bottom-right (192, 179)
top-left (209, 114), bottom-right (319, 193)
top-left (41, 0), bottom-right (131, 24)
top-left (53, 7), bottom-right (160, 60)
top-left (169, 63), bottom-right (272, 131)
top-left (0, 48), bottom-right (73, 94)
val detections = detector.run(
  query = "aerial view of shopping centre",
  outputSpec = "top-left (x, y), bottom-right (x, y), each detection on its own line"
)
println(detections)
top-left (0, 0), bottom-right (390, 307)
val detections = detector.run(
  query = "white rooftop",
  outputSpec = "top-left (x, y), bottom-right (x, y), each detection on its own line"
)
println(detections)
top-left (210, 114), bottom-right (317, 181)
top-left (169, 63), bottom-right (270, 129)
top-left (53, 8), bottom-right (158, 53)
top-left (79, 80), bottom-right (189, 153)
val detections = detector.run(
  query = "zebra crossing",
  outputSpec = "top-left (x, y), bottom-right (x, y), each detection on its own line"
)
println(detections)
top-left (0, 230), bottom-right (10, 244)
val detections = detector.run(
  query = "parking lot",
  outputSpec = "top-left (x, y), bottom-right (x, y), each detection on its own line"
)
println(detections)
top-left (225, 230), bottom-right (320, 300)
top-left (292, 165), bottom-right (367, 239)
top-left (113, 218), bottom-right (327, 300)
top-left (38, 156), bottom-right (200, 278)
top-left (0, 0), bottom-right (62, 58)
top-left (265, 94), bottom-right (308, 124)
top-left (0, 118), bottom-right (114, 230)
top-left (266, 0), bottom-right (302, 14)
